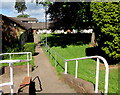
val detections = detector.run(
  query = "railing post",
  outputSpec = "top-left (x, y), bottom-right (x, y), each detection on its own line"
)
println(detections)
top-left (30, 52), bottom-right (32, 61)
top-left (9, 63), bottom-right (14, 94)
top-left (50, 48), bottom-right (52, 59)
top-left (27, 53), bottom-right (30, 77)
top-left (64, 61), bottom-right (67, 74)
top-left (75, 60), bottom-right (78, 78)
top-left (105, 65), bottom-right (109, 93)
top-left (9, 54), bottom-right (12, 60)
top-left (55, 53), bottom-right (57, 67)
top-left (95, 58), bottom-right (100, 93)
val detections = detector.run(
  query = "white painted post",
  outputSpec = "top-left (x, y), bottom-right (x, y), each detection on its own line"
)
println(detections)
top-left (64, 61), bottom-right (67, 74)
top-left (27, 53), bottom-right (30, 77)
top-left (95, 58), bottom-right (100, 93)
top-left (105, 66), bottom-right (109, 93)
top-left (75, 60), bottom-right (78, 78)
top-left (9, 63), bottom-right (14, 94)
top-left (9, 54), bottom-right (12, 60)
top-left (64, 56), bottom-right (109, 93)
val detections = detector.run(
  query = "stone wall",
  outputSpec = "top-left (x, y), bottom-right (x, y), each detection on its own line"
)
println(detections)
top-left (62, 73), bottom-right (102, 94)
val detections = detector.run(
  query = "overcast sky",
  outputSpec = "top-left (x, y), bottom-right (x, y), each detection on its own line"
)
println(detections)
top-left (0, 0), bottom-right (48, 22)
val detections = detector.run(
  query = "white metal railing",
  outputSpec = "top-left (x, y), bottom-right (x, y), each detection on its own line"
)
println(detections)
top-left (0, 52), bottom-right (32, 94)
top-left (41, 37), bottom-right (109, 93)
top-left (45, 45), bottom-right (66, 67)
top-left (65, 56), bottom-right (109, 93)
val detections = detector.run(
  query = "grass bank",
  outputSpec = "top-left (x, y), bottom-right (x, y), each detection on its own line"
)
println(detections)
top-left (0, 42), bottom-right (35, 67)
top-left (40, 33), bottom-right (118, 93)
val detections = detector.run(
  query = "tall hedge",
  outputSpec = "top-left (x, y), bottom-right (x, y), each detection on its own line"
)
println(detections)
top-left (90, 2), bottom-right (120, 63)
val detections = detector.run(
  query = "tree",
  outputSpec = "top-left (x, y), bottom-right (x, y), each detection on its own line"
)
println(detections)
top-left (29, 1), bottom-right (119, 63)
top-left (90, 2), bottom-right (120, 62)
top-left (15, 0), bottom-right (27, 15)
top-left (47, 2), bottom-right (97, 45)
top-left (17, 14), bottom-right (30, 18)
top-left (47, 2), bottom-right (92, 31)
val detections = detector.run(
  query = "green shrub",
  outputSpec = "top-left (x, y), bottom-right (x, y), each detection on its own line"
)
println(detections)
top-left (90, 2), bottom-right (120, 64)
top-left (3, 44), bottom-right (23, 53)
top-left (24, 43), bottom-right (35, 55)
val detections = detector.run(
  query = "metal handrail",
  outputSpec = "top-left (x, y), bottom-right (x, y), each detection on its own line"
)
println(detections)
top-left (0, 52), bottom-right (32, 61)
top-left (65, 56), bottom-right (109, 93)
top-left (46, 45), bottom-right (66, 61)
top-left (41, 38), bottom-right (109, 93)
top-left (0, 52), bottom-right (32, 94)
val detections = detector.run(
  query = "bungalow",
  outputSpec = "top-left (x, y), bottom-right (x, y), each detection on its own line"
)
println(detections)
top-left (0, 14), bottom-right (34, 52)
top-left (11, 17), bottom-right (50, 33)
top-left (11, 17), bottom-right (38, 23)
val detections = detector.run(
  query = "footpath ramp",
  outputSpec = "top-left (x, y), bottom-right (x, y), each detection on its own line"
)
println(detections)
top-left (31, 34), bottom-right (76, 93)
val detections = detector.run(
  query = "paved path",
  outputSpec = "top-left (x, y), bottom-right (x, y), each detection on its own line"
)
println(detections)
top-left (0, 34), bottom-right (75, 94)
top-left (31, 34), bottom-right (76, 93)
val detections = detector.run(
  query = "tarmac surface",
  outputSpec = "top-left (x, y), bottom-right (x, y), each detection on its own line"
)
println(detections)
top-left (31, 34), bottom-right (75, 93)
top-left (0, 34), bottom-right (76, 94)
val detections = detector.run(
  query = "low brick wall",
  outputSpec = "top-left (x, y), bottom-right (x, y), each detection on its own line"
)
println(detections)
top-left (0, 66), bottom-right (5, 75)
top-left (62, 73), bottom-right (101, 94)
top-left (5, 65), bottom-right (32, 74)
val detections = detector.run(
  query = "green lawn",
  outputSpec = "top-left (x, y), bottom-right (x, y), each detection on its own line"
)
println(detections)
top-left (40, 33), bottom-right (118, 93)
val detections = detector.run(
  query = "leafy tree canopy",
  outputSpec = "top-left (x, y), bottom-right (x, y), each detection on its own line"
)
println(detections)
top-left (15, 0), bottom-right (27, 15)
top-left (17, 14), bottom-right (30, 18)
top-left (47, 2), bottom-right (92, 31)
top-left (91, 2), bottom-right (120, 62)
top-left (14, 1), bottom-right (119, 64)
top-left (41, 2), bottom-right (120, 63)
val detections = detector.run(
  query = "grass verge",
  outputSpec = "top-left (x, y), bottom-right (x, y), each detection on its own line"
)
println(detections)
top-left (0, 54), bottom-right (34, 67)
top-left (40, 33), bottom-right (118, 93)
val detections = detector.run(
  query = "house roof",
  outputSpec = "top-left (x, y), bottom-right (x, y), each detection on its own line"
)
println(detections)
top-left (11, 17), bottom-right (38, 22)
top-left (1, 14), bottom-right (50, 30)
top-left (31, 22), bottom-right (50, 29)
top-left (9, 17), bottom-right (32, 30)
top-left (0, 14), bottom-right (32, 30)
top-left (10, 17), bottom-right (50, 29)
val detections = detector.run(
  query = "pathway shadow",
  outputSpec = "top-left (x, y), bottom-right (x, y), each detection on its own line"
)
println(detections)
top-left (17, 76), bottom-right (42, 95)
top-left (34, 52), bottom-right (39, 56)
top-left (32, 76), bottom-right (43, 93)
top-left (32, 65), bottom-right (38, 71)
top-left (44, 33), bottom-right (91, 48)
top-left (17, 84), bottom-right (30, 94)
top-left (86, 47), bottom-right (119, 65)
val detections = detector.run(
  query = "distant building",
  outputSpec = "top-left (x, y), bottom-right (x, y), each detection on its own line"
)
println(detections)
top-left (11, 17), bottom-right (38, 23)
top-left (0, 14), bottom-right (34, 53)
top-left (10, 17), bottom-right (50, 29)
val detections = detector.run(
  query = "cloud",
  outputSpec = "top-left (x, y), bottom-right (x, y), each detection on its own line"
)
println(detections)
top-left (26, 7), bottom-right (45, 15)
top-left (1, 2), bottom-right (15, 9)
top-left (25, 2), bottom-right (45, 21)
top-left (0, 2), bottom-right (18, 17)
top-left (0, 0), bottom-right (34, 3)
top-left (0, 0), bottom-right (15, 2)
top-left (0, 1), bottom-right (46, 22)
